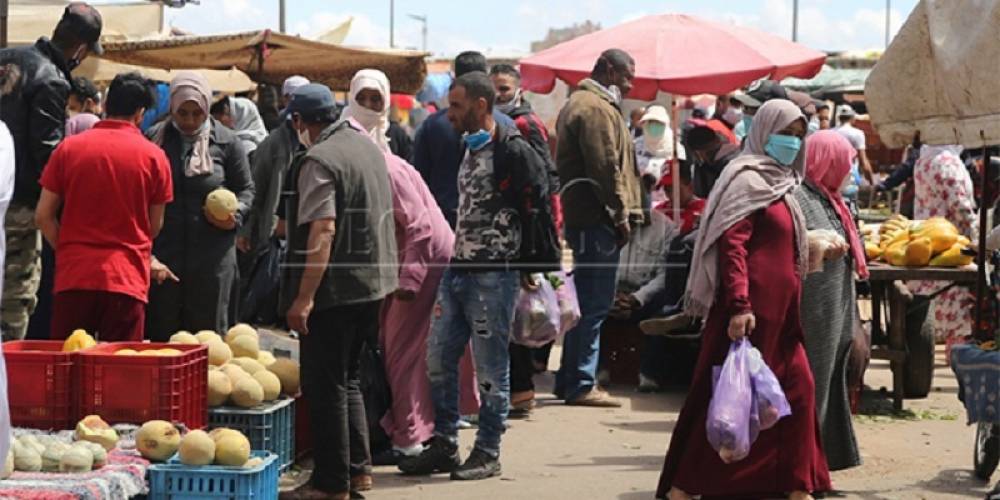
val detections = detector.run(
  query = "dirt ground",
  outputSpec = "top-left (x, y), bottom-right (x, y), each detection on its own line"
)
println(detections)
top-left (354, 345), bottom-right (993, 500)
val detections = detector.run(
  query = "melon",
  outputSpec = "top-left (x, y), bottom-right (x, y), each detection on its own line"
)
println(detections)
top-left (178, 430), bottom-right (216, 466)
top-left (115, 349), bottom-right (139, 356)
top-left (268, 358), bottom-right (300, 396)
top-left (230, 377), bottom-right (264, 408)
top-left (226, 323), bottom-right (257, 342)
top-left (17, 435), bottom-right (45, 455)
top-left (158, 348), bottom-right (183, 356)
top-left (209, 428), bottom-right (240, 443)
top-left (12, 441), bottom-right (41, 472)
top-left (227, 334), bottom-right (259, 359)
top-left (74, 440), bottom-right (107, 468)
top-left (169, 331), bottom-right (199, 345)
top-left (62, 329), bottom-right (96, 352)
top-left (59, 444), bottom-right (93, 473)
top-left (205, 188), bottom-right (238, 221)
top-left (136, 420), bottom-right (181, 462)
top-left (75, 415), bottom-right (119, 451)
top-left (41, 442), bottom-right (70, 472)
top-left (220, 364), bottom-right (249, 382)
top-left (253, 370), bottom-right (281, 401)
top-left (195, 330), bottom-right (222, 344)
top-left (214, 432), bottom-right (251, 466)
top-left (207, 370), bottom-right (232, 407)
top-left (138, 349), bottom-right (160, 356)
top-left (207, 340), bottom-right (233, 366)
top-left (230, 357), bottom-right (265, 375)
top-left (257, 351), bottom-right (276, 367)
top-left (2, 448), bottom-right (12, 478)
top-left (243, 456), bottom-right (264, 468)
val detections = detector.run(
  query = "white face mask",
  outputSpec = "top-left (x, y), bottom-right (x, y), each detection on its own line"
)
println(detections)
top-left (297, 127), bottom-right (313, 148)
top-left (351, 105), bottom-right (382, 132)
top-left (722, 107), bottom-right (744, 127)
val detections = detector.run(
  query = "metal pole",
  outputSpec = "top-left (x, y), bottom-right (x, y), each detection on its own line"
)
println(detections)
top-left (885, 0), bottom-right (891, 48)
top-left (975, 141), bottom-right (991, 343)
top-left (389, 0), bottom-right (395, 48)
top-left (409, 14), bottom-right (428, 52)
top-left (0, 0), bottom-right (8, 49)
top-left (279, 0), bottom-right (286, 33)
top-left (792, 0), bottom-right (799, 41)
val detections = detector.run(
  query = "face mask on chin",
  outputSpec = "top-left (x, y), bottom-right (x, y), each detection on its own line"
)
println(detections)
top-left (495, 89), bottom-right (521, 115)
top-left (297, 127), bottom-right (313, 148)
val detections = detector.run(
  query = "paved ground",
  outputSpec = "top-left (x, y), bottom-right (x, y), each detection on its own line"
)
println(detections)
top-left (357, 347), bottom-right (994, 500)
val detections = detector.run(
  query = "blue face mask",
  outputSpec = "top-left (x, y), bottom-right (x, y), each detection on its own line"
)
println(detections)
top-left (463, 129), bottom-right (492, 151)
top-left (807, 119), bottom-right (820, 135)
top-left (741, 115), bottom-right (753, 134)
top-left (764, 134), bottom-right (802, 166)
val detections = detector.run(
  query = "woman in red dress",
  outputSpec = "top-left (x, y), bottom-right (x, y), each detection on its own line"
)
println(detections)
top-left (657, 99), bottom-right (832, 500)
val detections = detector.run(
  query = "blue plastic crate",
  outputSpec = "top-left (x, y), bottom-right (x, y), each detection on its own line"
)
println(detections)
top-left (209, 397), bottom-right (295, 471)
top-left (147, 450), bottom-right (279, 500)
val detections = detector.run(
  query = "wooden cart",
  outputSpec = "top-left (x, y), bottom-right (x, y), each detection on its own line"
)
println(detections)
top-left (867, 262), bottom-right (978, 410)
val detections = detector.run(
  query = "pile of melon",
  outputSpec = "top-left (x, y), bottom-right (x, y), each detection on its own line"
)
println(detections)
top-left (61, 329), bottom-right (96, 353)
top-left (169, 324), bottom-right (299, 408)
top-left (5, 415), bottom-right (119, 475)
top-left (135, 420), bottom-right (260, 468)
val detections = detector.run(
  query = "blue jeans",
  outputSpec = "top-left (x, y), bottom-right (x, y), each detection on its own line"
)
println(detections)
top-left (556, 225), bottom-right (621, 401)
top-left (427, 268), bottom-right (519, 456)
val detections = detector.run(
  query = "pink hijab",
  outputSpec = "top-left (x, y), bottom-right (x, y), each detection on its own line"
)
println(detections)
top-left (805, 130), bottom-right (868, 279)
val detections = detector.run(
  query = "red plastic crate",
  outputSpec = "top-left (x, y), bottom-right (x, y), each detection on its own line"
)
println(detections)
top-left (4, 340), bottom-right (76, 430)
top-left (77, 342), bottom-right (207, 428)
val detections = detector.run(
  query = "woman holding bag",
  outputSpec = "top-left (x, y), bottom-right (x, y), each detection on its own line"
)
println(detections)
top-left (656, 99), bottom-right (832, 500)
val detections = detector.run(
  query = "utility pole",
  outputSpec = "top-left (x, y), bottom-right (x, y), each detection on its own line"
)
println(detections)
top-left (792, 0), bottom-right (799, 42)
top-left (0, 0), bottom-right (7, 49)
top-left (409, 14), bottom-right (427, 52)
top-left (885, 0), bottom-right (891, 48)
top-left (279, 0), bottom-right (286, 33)
top-left (389, 0), bottom-right (395, 48)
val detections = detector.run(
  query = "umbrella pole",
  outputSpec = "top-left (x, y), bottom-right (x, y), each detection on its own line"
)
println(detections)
top-left (671, 94), bottom-right (681, 223)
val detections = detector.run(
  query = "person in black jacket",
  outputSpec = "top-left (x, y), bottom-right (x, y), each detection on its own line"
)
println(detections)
top-left (399, 71), bottom-right (559, 482)
top-left (0, 2), bottom-right (103, 340)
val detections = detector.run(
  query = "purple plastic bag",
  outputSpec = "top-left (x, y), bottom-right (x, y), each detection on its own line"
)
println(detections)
top-left (554, 272), bottom-right (581, 335)
top-left (707, 339), bottom-right (754, 463)
top-left (746, 347), bottom-right (792, 430)
top-left (512, 274), bottom-right (560, 348)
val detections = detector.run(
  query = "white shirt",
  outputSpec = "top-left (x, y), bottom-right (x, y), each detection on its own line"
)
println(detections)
top-left (837, 123), bottom-right (866, 151)
top-left (0, 121), bottom-right (14, 468)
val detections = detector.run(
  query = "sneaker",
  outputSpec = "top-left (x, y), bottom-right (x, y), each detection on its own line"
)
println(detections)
top-left (567, 387), bottom-right (623, 408)
top-left (639, 313), bottom-right (701, 338)
top-left (637, 374), bottom-right (661, 393)
top-left (450, 448), bottom-right (502, 481)
top-left (397, 437), bottom-right (460, 476)
top-left (373, 444), bottom-right (424, 466)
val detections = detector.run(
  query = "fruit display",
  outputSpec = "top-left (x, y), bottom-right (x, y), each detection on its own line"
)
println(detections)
top-left (197, 325), bottom-right (301, 408)
top-left (62, 329), bottom-right (96, 353)
top-left (136, 420), bottom-right (182, 462)
top-left (112, 347), bottom-right (182, 356)
top-left (10, 425), bottom-right (113, 474)
top-left (75, 415), bottom-right (119, 450)
top-left (860, 215), bottom-right (975, 267)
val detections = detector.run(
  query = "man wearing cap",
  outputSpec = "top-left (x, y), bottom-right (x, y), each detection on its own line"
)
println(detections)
top-left (687, 125), bottom-right (741, 199)
top-left (280, 83), bottom-right (397, 499)
top-left (730, 92), bottom-right (761, 142)
top-left (0, 1), bottom-right (102, 340)
top-left (836, 104), bottom-right (875, 185)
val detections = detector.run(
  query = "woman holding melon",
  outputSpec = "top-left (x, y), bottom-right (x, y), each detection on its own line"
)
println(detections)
top-left (145, 71), bottom-right (255, 342)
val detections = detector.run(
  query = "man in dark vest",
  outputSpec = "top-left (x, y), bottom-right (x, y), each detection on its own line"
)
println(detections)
top-left (281, 83), bottom-right (398, 500)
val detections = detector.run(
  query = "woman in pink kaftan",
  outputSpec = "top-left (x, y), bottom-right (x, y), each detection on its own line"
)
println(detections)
top-left (343, 70), bottom-right (480, 460)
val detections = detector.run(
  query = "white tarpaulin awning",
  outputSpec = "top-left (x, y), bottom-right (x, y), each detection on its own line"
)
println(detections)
top-left (865, 0), bottom-right (1000, 148)
top-left (10, 1), bottom-right (164, 45)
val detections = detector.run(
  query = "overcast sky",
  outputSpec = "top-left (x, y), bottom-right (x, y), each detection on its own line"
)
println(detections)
top-left (115, 0), bottom-right (920, 56)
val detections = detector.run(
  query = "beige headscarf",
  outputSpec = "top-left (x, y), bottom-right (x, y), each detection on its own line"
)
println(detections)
top-left (684, 99), bottom-right (810, 318)
top-left (154, 71), bottom-right (213, 177)
top-left (342, 69), bottom-right (391, 152)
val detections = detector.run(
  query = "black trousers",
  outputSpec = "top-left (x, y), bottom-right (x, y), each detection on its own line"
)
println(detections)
top-left (301, 300), bottom-right (380, 493)
top-left (509, 343), bottom-right (535, 394)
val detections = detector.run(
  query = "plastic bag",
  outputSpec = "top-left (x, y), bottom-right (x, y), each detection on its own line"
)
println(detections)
top-left (512, 274), bottom-right (560, 347)
top-left (553, 272), bottom-right (581, 335)
top-left (807, 229), bottom-right (847, 273)
top-left (707, 339), bottom-right (754, 463)
top-left (746, 347), bottom-right (792, 430)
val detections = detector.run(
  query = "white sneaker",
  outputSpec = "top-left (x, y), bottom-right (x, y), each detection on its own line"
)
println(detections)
top-left (394, 444), bottom-right (424, 457)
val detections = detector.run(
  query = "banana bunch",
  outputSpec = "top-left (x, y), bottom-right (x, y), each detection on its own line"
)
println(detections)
top-left (862, 215), bottom-right (975, 267)
top-left (979, 340), bottom-right (997, 351)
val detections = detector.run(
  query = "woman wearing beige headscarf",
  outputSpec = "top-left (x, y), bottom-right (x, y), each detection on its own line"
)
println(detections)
top-left (656, 99), bottom-right (832, 500)
top-left (146, 71), bottom-right (255, 342)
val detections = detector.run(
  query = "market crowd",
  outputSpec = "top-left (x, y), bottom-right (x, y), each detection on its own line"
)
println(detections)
top-left (0, 3), bottom-right (986, 500)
